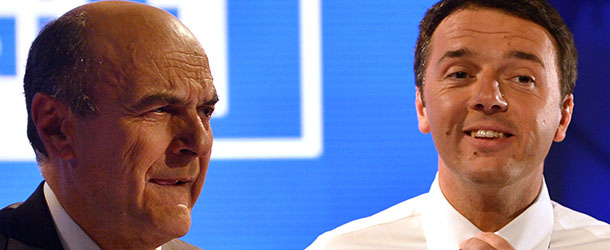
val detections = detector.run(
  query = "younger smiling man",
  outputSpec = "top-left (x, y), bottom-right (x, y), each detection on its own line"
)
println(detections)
top-left (307, 0), bottom-right (610, 249)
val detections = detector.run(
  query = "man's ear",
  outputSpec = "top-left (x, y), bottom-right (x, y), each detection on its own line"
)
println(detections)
top-left (31, 93), bottom-right (75, 159)
top-left (416, 87), bottom-right (430, 134)
top-left (554, 94), bottom-right (574, 142)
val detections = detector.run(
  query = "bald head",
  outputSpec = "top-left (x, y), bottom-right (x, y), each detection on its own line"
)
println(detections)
top-left (25, 1), bottom-right (212, 158)
top-left (70, 1), bottom-right (206, 59)
top-left (67, 1), bottom-right (185, 35)
top-left (66, 1), bottom-right (211, 99)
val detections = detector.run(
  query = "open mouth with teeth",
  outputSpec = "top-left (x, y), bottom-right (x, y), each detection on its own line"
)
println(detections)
top-left (150, 179), bottom-right (190, 186)
top-left (467, 130), bottom-right (513, 139)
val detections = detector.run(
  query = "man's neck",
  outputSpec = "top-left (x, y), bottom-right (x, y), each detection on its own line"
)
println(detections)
top-left (45, 177), bottom-right (166, 250)
top-left (437, 167), bottom-right (543, 232)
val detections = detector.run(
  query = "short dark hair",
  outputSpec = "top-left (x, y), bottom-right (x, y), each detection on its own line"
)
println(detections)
top-left (24, 11), bottom-right (98, 159)
top-left (414, 0), bottom-right (577, 100)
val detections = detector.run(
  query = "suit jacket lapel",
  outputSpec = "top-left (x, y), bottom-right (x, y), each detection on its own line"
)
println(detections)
top-left (7, 182), bottom-right (63, 250)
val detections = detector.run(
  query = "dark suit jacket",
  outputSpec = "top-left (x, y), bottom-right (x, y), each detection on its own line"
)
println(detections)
top-left (0, 182), bottom-right (200, 250)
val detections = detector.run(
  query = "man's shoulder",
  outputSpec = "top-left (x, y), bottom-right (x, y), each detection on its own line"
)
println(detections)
top-left (0, 183), bottom-right (63, 250)
top-left (305, 193), bottom-right (429, 250)
top-left (0, 202), bottom-right (23, 238)
top-left (0, 202), bottom-right (43, 250)
top-left (550, 201), bottom-right (610, 249)
top-left (0, 207), bottom-right (48, 250)
top-left (0, 233), bottom-right (46, 250)
top-left (552, 201), bottom-right (610, 233)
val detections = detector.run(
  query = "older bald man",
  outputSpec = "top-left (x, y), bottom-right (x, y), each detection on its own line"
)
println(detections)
top-left (0, 1), bottom-right (217, 249)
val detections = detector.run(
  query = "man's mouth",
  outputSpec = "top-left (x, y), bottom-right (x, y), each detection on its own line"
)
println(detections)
top-left (468, 129), bottom-right (513, 139)
top-left (150, 179), bottom-right (191, 186)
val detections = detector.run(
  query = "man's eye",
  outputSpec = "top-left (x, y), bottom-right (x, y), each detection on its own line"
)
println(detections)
top-left (448, 71), bottom-right (469, 79)
top-left (199, 107), bottom-right (214, 118)
top-left (511, 75), bottom-right (536, 85)
top-left (152, 106), bottom-right (171, 113)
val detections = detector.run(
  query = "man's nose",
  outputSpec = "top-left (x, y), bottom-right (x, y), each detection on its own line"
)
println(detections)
top-left (467, 74), bottom-right (508, 114)
top-left (171, 111), bottom-right (212, 158)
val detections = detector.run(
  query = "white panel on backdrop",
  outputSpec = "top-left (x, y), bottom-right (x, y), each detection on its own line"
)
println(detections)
top-left (0, 0), bottom-right (90, 161)
top-left (0, 0), bottom-right (322, 160)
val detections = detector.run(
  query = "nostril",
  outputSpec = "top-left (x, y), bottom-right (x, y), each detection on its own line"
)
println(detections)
top-left (179, 149), bottom-right (197, 156)
top-left (474, 103), bottom-right (485, 111)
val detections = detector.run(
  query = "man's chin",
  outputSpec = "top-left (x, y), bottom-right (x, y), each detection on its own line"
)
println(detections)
top-left (451, 159), bottom-right (522, 185)
top-left (140, 205), bottom-right (193, 242)
top-left (461, 167), bottom-right (522, 187)
top-left (118, 215), bottom-right (191, 249)
top-left (161, 209), bottom-right (192, 237)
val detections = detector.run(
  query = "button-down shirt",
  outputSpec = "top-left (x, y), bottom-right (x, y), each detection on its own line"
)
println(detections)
top-left (306, 174), bottom-right (610, 249)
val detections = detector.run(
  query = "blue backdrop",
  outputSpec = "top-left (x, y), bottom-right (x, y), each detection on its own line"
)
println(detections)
top-left (0, 1), bottom-right (608, 249)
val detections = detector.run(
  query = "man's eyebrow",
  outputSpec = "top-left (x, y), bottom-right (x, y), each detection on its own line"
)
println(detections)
top-left (205, 92), bottom-right (219, 105)
top-left (505, 51), bottom-right (545, 68)
top-left (438, 48), bottom-right (475, 64)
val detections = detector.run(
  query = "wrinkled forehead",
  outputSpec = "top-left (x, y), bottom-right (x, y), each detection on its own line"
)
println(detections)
top-left (96, 44), bottom-right (213, 103)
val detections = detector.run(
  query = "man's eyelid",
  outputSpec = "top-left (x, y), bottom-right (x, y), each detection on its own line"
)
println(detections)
top-left (198, 105), bottom-right (215, 116)
top-left (503, 66), bottom-right (538, 83)
top-left (132, 93), bottom-right (180, 112)
top-left (503, 60), bottom-right (541, 75)
top-left (448, 71), bottom-right (470, 77)
top-left (511, 75), bottom-right (536, 84)
top-left (442, 62), bottom-right (474, 76)
top-left (152, 105), bottom-right (172, 113)
top-left (129, 103), bottom-right (170, 116)
top-left (522, 74), bottom-right (536, 82)
top-left (445, 68), bottom-right (473, 79)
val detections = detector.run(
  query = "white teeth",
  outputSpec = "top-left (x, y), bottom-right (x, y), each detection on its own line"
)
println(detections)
top-left (470, 130), bottom-right (506, 138)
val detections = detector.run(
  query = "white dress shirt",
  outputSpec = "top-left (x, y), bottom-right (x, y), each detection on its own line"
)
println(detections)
top-left (44, 183), bottom-right (163, 250)
top-left (306, 174), bottom-right (610, 249)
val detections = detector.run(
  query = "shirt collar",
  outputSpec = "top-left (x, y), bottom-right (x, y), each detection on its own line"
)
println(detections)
top-left (420, 173), bottom-right (554, 250)
top-left (44, 182), bottom-right (102, 250)
top-left (44, 183), bottom-right (165, 250)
